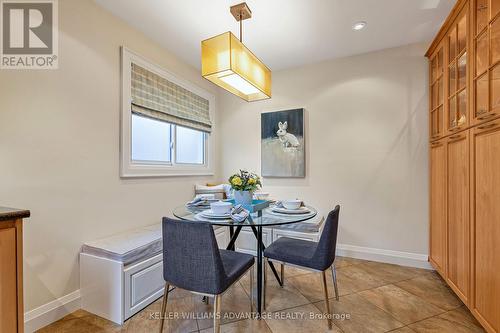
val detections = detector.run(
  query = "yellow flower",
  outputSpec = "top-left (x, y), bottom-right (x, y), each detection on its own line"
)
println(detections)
top-left (248, 178), bottom-right (256, 185)
top-left (231, 176), bottom-right (242, 186)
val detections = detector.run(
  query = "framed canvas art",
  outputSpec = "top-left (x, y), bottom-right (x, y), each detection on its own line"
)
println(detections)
top-left (261, 108), bottom-right (305, 178)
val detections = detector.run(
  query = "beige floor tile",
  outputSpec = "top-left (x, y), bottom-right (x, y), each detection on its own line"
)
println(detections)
top-left (409, 314), bottom-right (485, 333)
top-left (395, 275), bottom-right (463, 311)
top-left (264, 303), bottom-right (342, 333)
top-left (334, 256), bottom-right (368, 268)
top-left (360, 261), bottom-right (430, 283)
top-left (334, 264), bottom-right (388, 295)
top-left (37, 309), bottom-right (125, 333)
top-left (388, 327), bottom-right (417, 333)
top-left (437, 306), bottom-right (485, 331)
top-left (359, 284), bottom-right (445, 324)
top-left (199, 318), bottom-right (272, 333)
top-left (196, 283), bottom-right (253, 331)
top-left (313, 293), bottom-right (405, 333)
top-left (126, 296), bottom-right (198, 333)
top-left (287, 272), bottom-right (338, 302)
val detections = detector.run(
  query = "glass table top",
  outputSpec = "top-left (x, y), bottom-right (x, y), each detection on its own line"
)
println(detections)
top-left (172, 204), bottom-right (318, 227)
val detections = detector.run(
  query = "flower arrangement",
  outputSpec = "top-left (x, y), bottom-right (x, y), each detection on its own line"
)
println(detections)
top-left (228, 170), bottom-right (262, 192)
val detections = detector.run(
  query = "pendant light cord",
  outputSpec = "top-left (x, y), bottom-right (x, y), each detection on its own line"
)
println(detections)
top-left (239, 11), bottom-right (243, 42)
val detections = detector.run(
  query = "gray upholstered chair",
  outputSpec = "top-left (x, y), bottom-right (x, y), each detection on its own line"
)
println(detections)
top-left (160, 218), bottom-right (255, 333)
top-left (264, 205), bottom-right (340, 329)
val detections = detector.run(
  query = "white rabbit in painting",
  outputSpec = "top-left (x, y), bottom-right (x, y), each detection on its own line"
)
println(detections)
top-left (276, 121), bottom-right (300, 148)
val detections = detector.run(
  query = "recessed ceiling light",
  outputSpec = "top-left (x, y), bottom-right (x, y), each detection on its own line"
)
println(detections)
top-left (352, 21), bottom-right (367, 31)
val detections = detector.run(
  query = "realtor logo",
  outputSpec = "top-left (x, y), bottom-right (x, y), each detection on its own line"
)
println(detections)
top-left (1, 0), bottom-right (58, 69)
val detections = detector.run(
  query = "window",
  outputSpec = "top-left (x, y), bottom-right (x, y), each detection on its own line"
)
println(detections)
top-left (121, 48), bottom-right (214, 177)
top-left (131, 114), bottom-right (206, 165)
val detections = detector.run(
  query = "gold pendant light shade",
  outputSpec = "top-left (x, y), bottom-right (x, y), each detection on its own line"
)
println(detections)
top-left (202, 32), bottom-right (271, 101)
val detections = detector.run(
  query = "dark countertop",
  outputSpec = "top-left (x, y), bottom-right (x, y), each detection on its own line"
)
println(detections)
top-left (0, 207), bottom-right (30, 222)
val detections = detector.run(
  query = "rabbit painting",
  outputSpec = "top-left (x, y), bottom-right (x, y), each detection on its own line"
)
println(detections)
top-left (261, 108), bottom-right (305, 177)
top-left (276, 121), bottom-right (300, 149)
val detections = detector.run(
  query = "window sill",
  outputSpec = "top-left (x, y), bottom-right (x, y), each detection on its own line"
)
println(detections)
top-left (120, 164), bottom-right (214, 178)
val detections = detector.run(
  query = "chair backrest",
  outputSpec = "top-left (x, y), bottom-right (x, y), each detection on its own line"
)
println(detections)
top-left (312, 205), bottom-right (340, 270)
top-left (162, 217), bottom-right (225, 295)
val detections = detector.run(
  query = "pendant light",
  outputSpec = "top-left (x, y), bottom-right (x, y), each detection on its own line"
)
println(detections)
top-left (201, 2), bottom-right (271, 102)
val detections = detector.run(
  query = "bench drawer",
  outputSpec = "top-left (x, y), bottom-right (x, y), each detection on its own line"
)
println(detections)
top-left (124, 254), bottom-right (164, 320)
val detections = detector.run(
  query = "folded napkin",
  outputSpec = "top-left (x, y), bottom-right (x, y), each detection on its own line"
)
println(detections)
top-left (230, 204), bottom-right (249, 223)
top-left (186, 194), bottom-right (214, 207)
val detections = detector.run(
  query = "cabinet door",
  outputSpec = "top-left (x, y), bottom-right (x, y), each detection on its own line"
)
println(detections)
top-left (471, 119), bottom-right (500, 333)
top-left (446, 131), bottom-right (470, 303)
top-left (447, 7), bottom-right (469, 133)
top-left (473, 0), bottom-right (500, 124)
top-left (0, 227), bottom-right (18, 333)
top-left (430, 139), bottom-right (447, 276)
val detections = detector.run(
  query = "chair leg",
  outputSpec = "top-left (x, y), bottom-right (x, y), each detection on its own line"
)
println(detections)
top-left (263, 258), bottom-right (267, 310)
top-left (280, 263), bottom-right (284, 287)
top-left (331, 265), bottom-right (339, 301)
top-left (213, 294), bottom-right (222, 333)
top-left (249, 265), bottom-right (254, 313)
top-left (159, 283), bottom-right (170, 333)
top-left (321, 271), bottom-right (332, 330)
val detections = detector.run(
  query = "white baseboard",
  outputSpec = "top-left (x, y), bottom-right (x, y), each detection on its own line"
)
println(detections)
top-left (337, 243), bottom-right (432, 269)
top-left (24, 290), bottom-right (81, 333)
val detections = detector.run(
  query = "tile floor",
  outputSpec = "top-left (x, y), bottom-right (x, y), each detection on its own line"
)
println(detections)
top-left (38, 257), bottom-right (485, 333)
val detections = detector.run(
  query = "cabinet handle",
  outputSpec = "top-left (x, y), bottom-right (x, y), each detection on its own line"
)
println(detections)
top-left (449, 134), bottom-right (463, 140)
top-left (477, 123), bottom-right (497, 130)
top-left (478, 113), bottom-right (496, 120)
top-left (449, 127), bottom-right (460, 132)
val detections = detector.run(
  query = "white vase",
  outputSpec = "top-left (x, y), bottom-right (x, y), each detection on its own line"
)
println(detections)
top-left (233, 190), bottom-right (253, 206)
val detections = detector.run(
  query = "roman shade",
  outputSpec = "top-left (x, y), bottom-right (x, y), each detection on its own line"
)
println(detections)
top-left (131, 63), bottom-right (212, 133)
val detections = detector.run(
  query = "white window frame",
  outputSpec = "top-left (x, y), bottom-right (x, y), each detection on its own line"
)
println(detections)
top-left (120, 47), bottom-right (215, 177)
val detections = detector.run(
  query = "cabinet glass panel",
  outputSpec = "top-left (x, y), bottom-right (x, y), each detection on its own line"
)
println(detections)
top-left (432, 83), bottom-right (438, 109)
top-left (476, 32), bottom-right (488, 75)
top-left (449, 62), bottom-right (457, 94)
top-left (449, 95), bottom-right (457, 128)
top-left (431, 107), bottom-right (443, 137)
top-left (491, 17), bottom-right (500, 65)
top-left (457, 89), bottom-right (467, 126)
top-left (458, 52), bottom-right (467, 89)
top-left (432, 57), bottom-right (438, 82)
top-left (438, 78), bottom-right (444, 104)
top-left (476, 0), bottom-right (488, 34)
top-left (476, 73), bottom-right (489, 116)
top-left (458, 16), bottom-right (467, 53)
top-left (492, 64), bottom-right (500, 110)
top-left (438, 49), bottom-right (443, 75)
top-left (449, 28), bottom-right (457, 61)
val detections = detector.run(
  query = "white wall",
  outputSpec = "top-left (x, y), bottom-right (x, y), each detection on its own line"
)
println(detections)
top-left (0, 0), bottom-right (220, 312)
top-left (218, 43), bottom-right (429, 257)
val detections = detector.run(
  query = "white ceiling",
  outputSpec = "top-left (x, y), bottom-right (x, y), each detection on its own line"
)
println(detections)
top-left (94, 0), bottom-right (454, 71)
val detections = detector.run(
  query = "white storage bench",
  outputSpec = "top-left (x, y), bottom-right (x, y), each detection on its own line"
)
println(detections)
top-left (80, 224), bottom-right (228, 324)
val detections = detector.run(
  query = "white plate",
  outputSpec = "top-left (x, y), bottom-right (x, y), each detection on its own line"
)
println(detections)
top-left (194, 213), bottom-right (231, 221)
top-left (200, 210), bottom-right (231, 219)
top-left (272, 206), bottom-right (311, 214)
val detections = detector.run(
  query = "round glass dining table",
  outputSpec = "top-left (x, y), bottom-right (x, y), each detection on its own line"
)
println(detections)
top-left (172, 203), bottom-right (319, 315)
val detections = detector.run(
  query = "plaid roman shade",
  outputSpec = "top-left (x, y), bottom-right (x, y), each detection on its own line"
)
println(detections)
top-left (131, 63), bottom-right (212, 133)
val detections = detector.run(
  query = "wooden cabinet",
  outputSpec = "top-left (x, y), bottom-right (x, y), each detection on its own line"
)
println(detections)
top-left (429, 139), bottom-right (447, 276)
top-left (428, 1), bottom-right (500, 332)
top-left (471, 119), bottom-right (500, 333)
top-left (473, 0), bottom-right (500, 124)
top-left (0, 208), bottom-right (29, 333)
top-left (446, 131), bottom-right (470, 303)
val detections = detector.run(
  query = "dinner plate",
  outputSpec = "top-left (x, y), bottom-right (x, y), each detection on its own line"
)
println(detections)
top-left (271, 206), bottom-right (311, 214)
top-left (194, 212), bottom-right (232, 221)
top-left (200, 210), bottom-right (231, 219)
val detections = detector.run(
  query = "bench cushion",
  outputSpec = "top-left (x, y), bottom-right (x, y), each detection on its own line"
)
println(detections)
top-left (267, 215), bottom-right (324, 233)
top-left (81, 224), bottom-right (162, 265)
